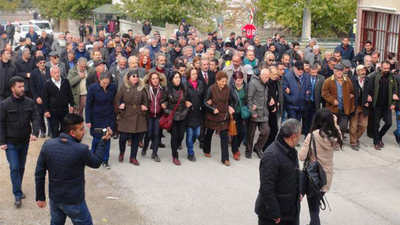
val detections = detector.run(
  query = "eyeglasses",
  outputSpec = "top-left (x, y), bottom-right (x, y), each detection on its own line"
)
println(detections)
top-left (52, 56), bottom-right (59, 59)
top-left (296, 68), bottom-right (304, 71)
top-left (268, 59), bottom-right (275, 62)
top-left (38, 62), bottom-right (45, 64)
top-left (131, 75), bottom-right (139, 78)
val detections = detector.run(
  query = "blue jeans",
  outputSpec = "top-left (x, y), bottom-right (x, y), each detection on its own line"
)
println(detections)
top-left (145, 116), bottom-right (161, 155)
top-left (286, 108), bottom-right (304, 122)
top-left (186, 126), bottom-right (200, 156)
top-left (6, 143), bottom-right (29, 200)
top-left (281, 110), bottom-right (288, 124)
top-left (396, 111), bottom-right (400, 137)
top-left (91, 137), bottom-right (110, 162)
top-left (50, 199), bottom-right (93, 225)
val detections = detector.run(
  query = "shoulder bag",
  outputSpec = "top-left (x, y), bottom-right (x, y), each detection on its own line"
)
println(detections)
top-left (159, 90), bottom-right (182, 131)
top-left (235, 89), bottom-right (250, 120)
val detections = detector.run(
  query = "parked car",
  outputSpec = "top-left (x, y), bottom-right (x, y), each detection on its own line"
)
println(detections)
top-left (29, 20), bottom-right (53, 35)
top-left (14, 25), bottom-right (41, 44)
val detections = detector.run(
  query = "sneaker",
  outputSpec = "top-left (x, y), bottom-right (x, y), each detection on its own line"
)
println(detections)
top-left (14, 199), bottom-right (22, 208)
top-left (350, 145), bottom-right (359, 151)
top-left (141, 149), bottom-right (147, 157)
top-left (188, 155), bottom-right (196, 162)
top-left (21, 193), bottom-right (26, 199)
top-left (103, 162), bottom-right (111, 170)
top-left (245, 152), bottom-right (252, 159)
top-left (151, 154), bottom-right (161, 162)
top-left (129, 158), bottom-right (140, 166)
top-left (40, 132), bottom-right (46, 138)
top-left (173, 157), bottom-right (181, 166)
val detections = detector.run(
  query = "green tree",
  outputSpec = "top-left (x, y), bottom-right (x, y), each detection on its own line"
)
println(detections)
top-left (33, 0), bottom-right (110, 20)
top-left (257, 0), bottom-right (357, 38)
top-left (119, 0), bottom-right (223, 31)
top-left (0, 0), bottom-right (20, 12)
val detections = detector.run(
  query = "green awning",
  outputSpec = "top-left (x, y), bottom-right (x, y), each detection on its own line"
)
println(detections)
top-left (92, 4), bottom-right (121, 15)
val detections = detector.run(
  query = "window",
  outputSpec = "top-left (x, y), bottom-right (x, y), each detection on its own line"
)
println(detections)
top-left (34, 23), bottom-right (51, 30)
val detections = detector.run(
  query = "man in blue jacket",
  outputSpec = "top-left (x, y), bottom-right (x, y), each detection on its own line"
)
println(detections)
top-left (335, 37), bottom-right (355, 62)
top-left (35, 113), bottom-right (112, 224)
top-left (282, 61), bottom-right (312, 122)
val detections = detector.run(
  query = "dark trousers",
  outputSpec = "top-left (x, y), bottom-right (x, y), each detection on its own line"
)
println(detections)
top-left (50, 199), bottom-right (93, 225)
top-left (144, 116), bottom-right (161, 155)
top-left (170, 120), bottom-right (186, 158)
top-left (8, 35), bottom-right (14, 45)
top-left (246, 120), bottom-right (270, 153)
top-left (204, 128), bottom-right (229, 162)
top-left (119, 132), bottom-right (142, 159)
top-left (38, 111), bottom-right (46, 134)
top-left (263, 113), bottom-right (278, 151)
top-left (49, 112), bottom-right (67, 138)
top-left (307, 192), bottom-right (325, 225)
top-left (5, 143), bottom-right (29, 200)
top-left (286, 108), bottom-right (304, 122)
top-left (231, 113), bottom-right (246, 153)
top-left (373, 107), bottom-right (392, 145)
top-left (258, 218), bottom-right (298, 225)
top-left (334, 109), bottom-right (349, 135)
top-left (302, 103), bottom-right (316, 136)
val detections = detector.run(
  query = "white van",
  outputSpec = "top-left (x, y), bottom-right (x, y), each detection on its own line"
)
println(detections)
top-left (29, 20), bottom-right (53, 35)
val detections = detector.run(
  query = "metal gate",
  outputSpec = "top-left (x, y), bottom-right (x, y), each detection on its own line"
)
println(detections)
top-left (360, 10), bottom-right (400, 61)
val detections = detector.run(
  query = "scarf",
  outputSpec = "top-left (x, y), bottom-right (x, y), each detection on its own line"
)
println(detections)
top-left (189, 79), bottom-right (198, 90)
top-left (244, 58), bottom-right (257, 69)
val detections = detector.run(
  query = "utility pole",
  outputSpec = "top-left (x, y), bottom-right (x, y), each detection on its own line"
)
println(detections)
top-left (301, 0), bottom-right (311, 39)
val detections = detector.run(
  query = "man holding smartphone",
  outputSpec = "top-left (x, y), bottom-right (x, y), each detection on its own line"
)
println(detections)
top-left (35, 113), bottom-right (112, 224)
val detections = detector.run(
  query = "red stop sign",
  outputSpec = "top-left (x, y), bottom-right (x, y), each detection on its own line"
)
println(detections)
top-left (242, 24), bottom-right (257, 39)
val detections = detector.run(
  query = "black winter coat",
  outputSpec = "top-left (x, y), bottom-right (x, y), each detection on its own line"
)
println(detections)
top-left (14, 57), bottom-right (35, 92)
top-left (0, 60), bottom-right (16, 98)
top-left (164, 86), bottom-right (189, 121)
top-left (186, 80), bottom-right (204, 128)
top-left (255, 135), bottom-right (300, 222)
top-left (0, 95), bottom-right (40, 145)
top-left (43, 78), bottom-right (74, 114)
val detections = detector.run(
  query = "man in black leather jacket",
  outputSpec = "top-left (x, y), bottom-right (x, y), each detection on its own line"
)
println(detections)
top-left (0, 76), bottom-right (40, 208)
top-left (255, 119), bottom-right (301, 225)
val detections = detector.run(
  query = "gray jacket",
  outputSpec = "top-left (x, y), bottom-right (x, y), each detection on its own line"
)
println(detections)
top-left (247, 75), bottom-right (269, 122)
top-left (305, 52), bottom-right (322, 65)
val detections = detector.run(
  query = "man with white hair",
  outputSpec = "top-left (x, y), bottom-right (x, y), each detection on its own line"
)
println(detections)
top-left (349, 64), bottom-right (373, 150)
top-left (304, 38), bottom-right (317, 54)
top-left (182, 45), bottom-right (194, 63)
top-left (305, 45), bottom-right (322, 65)
top-left (110, 56), bottom-right (127, 88)
top-left (363, 55), bottom-right (374, 74)
top-left (67, 57), bottom-right (95, 116)
top-left (43, 67), bottom-right (74, 138)
top-left (118, 56), bottom-right (146, 89)
top-left (51, 33), bottom-right (66, 54)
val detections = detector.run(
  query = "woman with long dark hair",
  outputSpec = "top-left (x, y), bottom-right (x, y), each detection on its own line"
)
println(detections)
top-left (299, 108), bottom-right (343, 225)
top-left (165, 71), bottom-right (190, 165)
top-left (203, 71), bottom-right (235, 166)
top-left (185, 67), bottom-right (204, 162)
top-left (114, 70), bottom-right (149, 166)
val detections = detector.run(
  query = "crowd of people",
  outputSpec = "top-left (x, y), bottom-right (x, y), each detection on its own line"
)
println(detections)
top-left (0, 18), bottom-right (399, 224)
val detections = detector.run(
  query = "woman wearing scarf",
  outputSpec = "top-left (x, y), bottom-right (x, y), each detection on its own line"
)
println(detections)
top-left (244, 50), bottom-right (260, 76)
top-left (203, 71), bottom-right (235, 166)
top-left (185, 67), bottom-right (205, 162)
top-left (229, 71), bottom-right (248, 161)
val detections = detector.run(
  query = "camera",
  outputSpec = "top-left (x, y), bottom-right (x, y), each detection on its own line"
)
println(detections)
top-left (94, 128), bottom-right (107, 136)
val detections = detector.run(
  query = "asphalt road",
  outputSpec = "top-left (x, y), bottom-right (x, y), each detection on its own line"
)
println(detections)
top-left (0, 121), bottom-right (399, 225)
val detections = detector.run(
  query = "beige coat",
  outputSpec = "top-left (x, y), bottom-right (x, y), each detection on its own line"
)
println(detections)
top-left (299, 129), bottom-right (341, 193)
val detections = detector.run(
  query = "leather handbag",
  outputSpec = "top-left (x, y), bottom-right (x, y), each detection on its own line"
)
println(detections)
top-left (159, 90), bottom-right (182, 131)
top-left (300, 133), bottom-right (329, 210)
top-left (235, 89), bottom-right (250, 119)
top-left (228, 114), bottom-right (237, 136)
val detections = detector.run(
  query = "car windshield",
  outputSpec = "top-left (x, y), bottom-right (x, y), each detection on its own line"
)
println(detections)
top-left (35, 23), bottom-right (51, 29)
top-left (22, 26), bottom-right (40, 32)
